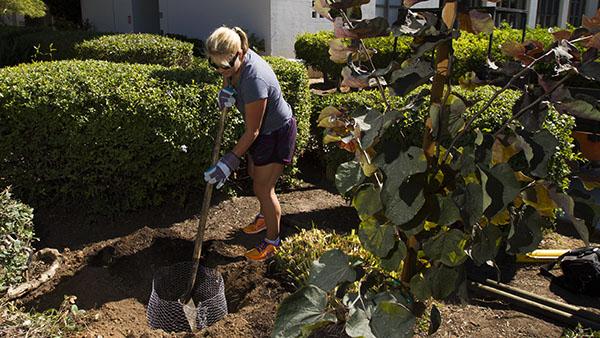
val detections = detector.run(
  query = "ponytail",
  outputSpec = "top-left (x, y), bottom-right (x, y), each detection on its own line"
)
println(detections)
top-left (232, 27), bottom-right (249, 53)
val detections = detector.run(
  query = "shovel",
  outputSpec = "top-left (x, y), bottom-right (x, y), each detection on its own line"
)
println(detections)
top-left (179, 105), bottom-right (229, 330)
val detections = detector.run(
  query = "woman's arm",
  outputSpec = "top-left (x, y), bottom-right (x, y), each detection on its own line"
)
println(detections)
top-left (232, 98), bottom-right (267, 157)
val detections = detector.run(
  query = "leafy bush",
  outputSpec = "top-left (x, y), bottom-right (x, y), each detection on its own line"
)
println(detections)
top-left (452, 25), bottom-right (556, 80)
top-left (0, 58), bottom-right (311, 211)
top-left (295, 31), bottom-right (411, 83)
top-left (0, 295), bottom-right (87, 337)
top-left (75, 33), bottom-right (194, 67)
top-left (0, 187), bottom-right (36, 292)
top-left (274, 228), bottom-right (395, 289)
top-left (0, 27), bottom-right (102, 67)
top-left (295, 27), bottom-right (576, 84)
top-left (311, 85), bottom-right (576, 186)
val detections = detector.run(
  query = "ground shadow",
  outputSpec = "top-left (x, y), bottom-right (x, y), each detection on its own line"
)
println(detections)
top-left (548, 281), bottom-right (600, 310)
top-left (27, 237), bottom-right (243, 312)
top-left (34, 187), bottom-right (231, 250)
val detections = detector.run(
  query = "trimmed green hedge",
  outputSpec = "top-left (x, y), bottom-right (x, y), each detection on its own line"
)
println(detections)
top-left (311, 85), bottom-right (576, 186)
top-left (295, 31), bottom-right (411, 83)
top-left (0, 27), bottom-right (103, 67)
top-left (0, 58), bottom-right (311, 211)
top-left (75, 33), bottom-right (194, 67)
top-left (295, 27), bottom-right (561, 83)
top-left (0, 187), bottom-right (35, 292)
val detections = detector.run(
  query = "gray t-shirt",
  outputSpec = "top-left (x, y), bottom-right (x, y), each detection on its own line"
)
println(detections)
top-left (234, 50), bottom-right (293, 135)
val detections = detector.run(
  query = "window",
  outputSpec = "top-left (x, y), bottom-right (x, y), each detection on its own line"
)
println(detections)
top-left (568, 0), bottom-right (587, 26)
top-left (312, 1), bottom-right (323, 19)
top-left (496, 0), bottom-right (527, 29)
top-left (376, 0), bottom-right (403, 24)
top-left (536, 0), bottom-right (560, 27)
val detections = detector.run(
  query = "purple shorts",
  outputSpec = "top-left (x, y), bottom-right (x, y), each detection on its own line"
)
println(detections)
top-left (249, 117), bottom-right (297, 166)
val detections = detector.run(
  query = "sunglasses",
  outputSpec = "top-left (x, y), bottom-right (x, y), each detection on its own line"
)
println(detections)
top-left (209, 52), bottom-right (239, 70)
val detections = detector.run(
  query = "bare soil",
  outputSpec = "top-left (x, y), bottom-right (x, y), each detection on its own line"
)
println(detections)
top-left (18, 177), bottom-right (600, 337)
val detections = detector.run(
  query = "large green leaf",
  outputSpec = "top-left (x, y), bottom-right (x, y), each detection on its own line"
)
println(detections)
top-left (431, 95), bottom-right (467, 144)
top-left (453, 183), bottom-right (483, 227)
top-left (336, 160), bottom-right (365, 194)
top-left (345, 307), bottom-right (375, 338)
top-left (557, 98), bottom-right (600, 122)
top-left (470, 224), bottom-right (503, 266)
top-left (409, 273), bottom-right (431, 301)
top-left (359, 217), bottom-right (396, 258)
top-left (376, 146), bottom-right (428, 204)
top-left (524, 130), bottom-right (559, 178)
top-left (551, 191), bottom-right (590, 245)
top-left (423, 229), bottom-right (468, 267)
top-left (482, 163), bottom-right (521, 218)
top-left (380, 239), bottom-right (407, 271)
top-left (425, 264), bottom-right (461, 300)
top-left (507, 206), bottom-right (544, 254)
top-left (353, 184), bottom-right (383, 216)
top-left (435, 194), bottom-right (461, 226)
top-left (353, 108), bottom-right (383, 149)
top-left (370, 301), bottom-right (415, 338)
top-left (309, 249), bottom-right (357, 292)
top-left (273, 285), bottom-right (336, 338)
top-left (384, 174), bottom-right (427, 227)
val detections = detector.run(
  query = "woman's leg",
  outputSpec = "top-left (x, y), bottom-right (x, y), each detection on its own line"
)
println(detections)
top-left (252, 162), bottom-right (284, 240)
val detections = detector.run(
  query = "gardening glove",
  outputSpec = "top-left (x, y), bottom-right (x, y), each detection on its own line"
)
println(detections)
top-left (218, 86), bottom-right (236, 110)
top-left (203, 152), bottom-right (240, 189)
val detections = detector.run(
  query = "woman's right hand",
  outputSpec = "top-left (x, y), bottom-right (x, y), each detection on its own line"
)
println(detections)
top-left (218, 87), bottom-right (236, 110)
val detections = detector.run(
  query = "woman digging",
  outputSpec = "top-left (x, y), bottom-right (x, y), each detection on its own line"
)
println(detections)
top-left (203, 26), bottom-right (297, 261)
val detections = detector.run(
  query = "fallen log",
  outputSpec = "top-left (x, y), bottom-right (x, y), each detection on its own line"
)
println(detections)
top-left (3, 248), bottom-right (61, 301)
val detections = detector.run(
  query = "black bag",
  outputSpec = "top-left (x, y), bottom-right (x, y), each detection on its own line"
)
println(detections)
top-left (540, 247), bottom-right (600, 296)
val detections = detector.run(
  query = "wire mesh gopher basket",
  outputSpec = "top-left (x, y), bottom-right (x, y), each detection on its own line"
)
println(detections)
top-left (146, 262), bottom-right (228, 332)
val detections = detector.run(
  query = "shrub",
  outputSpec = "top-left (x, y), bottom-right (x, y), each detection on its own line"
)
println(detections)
top-left (0, 58), bottom-right (311, 211)
top-left (0, 296), bottom-right (87, 336)
top-left (294, 27), bottom-right (595, 87)
top-left (295, 31), bottom-right (411, 83)
top-left (0, 27), bottom-right (102, 67)
top-left (75, 33), bottom-right (194, 67)
top-left (0, 187), bottom-right (36, 292)
top-left (274, 228), bottom-right (394, 288)
top-left (452, 25), bottom-right (556, 80)
top-left (311, 85), bottom-right (576, 186)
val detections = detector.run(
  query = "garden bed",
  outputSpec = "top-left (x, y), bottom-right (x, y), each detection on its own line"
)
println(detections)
top-left (12, 183), bottom-right (600, 337)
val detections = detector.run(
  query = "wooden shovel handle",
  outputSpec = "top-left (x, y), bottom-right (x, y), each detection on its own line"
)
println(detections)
top-left (182, 106), bottom-right (229, 304)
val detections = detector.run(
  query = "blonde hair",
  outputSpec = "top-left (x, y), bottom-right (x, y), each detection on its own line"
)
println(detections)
top-left (205, 26), bottom-right (249, 59)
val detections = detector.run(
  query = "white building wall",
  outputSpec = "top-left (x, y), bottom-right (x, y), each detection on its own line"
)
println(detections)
top-left (132, 0), bottom-right (160, 33)
top-left (270, 0), bottom-right (377, 58)
top-left (158, 0), bottom-right (270, 51)
top-left (81, 0), bottom-right (133, 32)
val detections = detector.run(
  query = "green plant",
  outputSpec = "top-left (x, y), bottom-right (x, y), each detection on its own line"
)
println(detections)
top-left (75, 33), bottom-right (194, 67)
top-left (0, 295), bottom-right (87, 337)
top-left (0, 28), bottom-right (103, 67)
top-left (563, 324), bottom-right (600, 338)
top-left (0, 0), bottom-right (46, 18)
top-left (275, 228), bottom-right (396, 288)
top-left (274, 2), bottom-right (600, 337)
top-left (0, 187), bottom-right (36, 292)
top-left (0, 57), bottom-right (311, 211)
top-left (310, 85), bottom-right (576, 188)
top-left (295, 31), bottom-right (410, 83)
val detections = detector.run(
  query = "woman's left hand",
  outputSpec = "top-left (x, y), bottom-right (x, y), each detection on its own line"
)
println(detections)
top-left (203, 152), bottom-right (240, 188)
